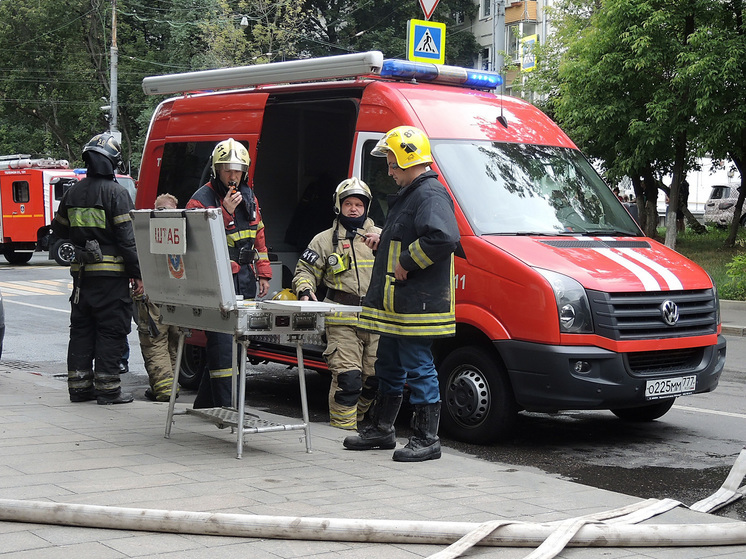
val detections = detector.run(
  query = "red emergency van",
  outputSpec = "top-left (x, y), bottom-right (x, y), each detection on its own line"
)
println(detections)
top-left (137, 52), bottom-right (725, 443)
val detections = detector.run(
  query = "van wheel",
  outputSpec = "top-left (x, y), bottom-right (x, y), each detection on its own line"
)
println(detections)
top-left (439, 346), bottom-right (517, 444)
top-left (51, 239), bottom-right (75, 266)
top-left (179, 345), bottom-right (207, 390)
top-left (3, 250), bottom-right (33, 265)
top-left (610, 398), bottom-right (675, 422)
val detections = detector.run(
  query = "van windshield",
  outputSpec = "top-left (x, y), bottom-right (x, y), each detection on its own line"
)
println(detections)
top-left (433, 141), bottom-right (640, 236)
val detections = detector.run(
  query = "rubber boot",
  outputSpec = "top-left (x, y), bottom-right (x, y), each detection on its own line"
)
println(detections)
top-left (343, 393), bottom-right (402, 450)
top-left (97, 390), bottom-right (134, 405)
top-left (393, 402), bottom-right (441, 462)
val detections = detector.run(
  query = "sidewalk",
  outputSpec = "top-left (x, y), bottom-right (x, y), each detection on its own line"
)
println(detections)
top-left (720, 299), bottom-right (746, 337)
top-left (1, 366), bottom-right (745, 558)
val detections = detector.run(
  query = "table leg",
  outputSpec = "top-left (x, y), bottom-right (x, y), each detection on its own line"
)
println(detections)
top-left (295, 338), bottom-right (313, 453)
top-left (236, 338), bottom-right (248, 459)
top-left (165, 330), bottom-right (187, 439)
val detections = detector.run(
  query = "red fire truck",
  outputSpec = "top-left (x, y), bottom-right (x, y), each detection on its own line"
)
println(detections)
top-left (0, 155), bottom-right (138, 265)
top-left (0, 155), bottom-right (77, 264)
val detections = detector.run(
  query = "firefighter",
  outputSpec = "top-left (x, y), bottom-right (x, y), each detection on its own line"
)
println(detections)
top-left (343, 126), bottom-right (460, 462)
top-left (292, 178), bottom-right (380, 430)
top-left (186, 138), bottom-right (272, 408)
top-left (134, 193), bottom-right (181, 402)
top-left (52, 133), bottom-right (143, 405)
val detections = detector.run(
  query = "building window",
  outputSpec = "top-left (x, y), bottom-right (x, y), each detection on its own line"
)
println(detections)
top-left (481, 0), bottom-right (491, 19)
top-left (507, 22), bottom-right (537, 63)
top-left (480, 47), bottom-right (492, 71)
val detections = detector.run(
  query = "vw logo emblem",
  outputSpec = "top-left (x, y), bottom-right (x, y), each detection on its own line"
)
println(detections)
top-left (661, 300), bottom-right (679, 326)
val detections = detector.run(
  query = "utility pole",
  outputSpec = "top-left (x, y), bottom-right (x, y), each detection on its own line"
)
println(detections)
top-left (109, 0), bottom-right (120, 143)
top-left (492, 0), bottom-right (506, 76)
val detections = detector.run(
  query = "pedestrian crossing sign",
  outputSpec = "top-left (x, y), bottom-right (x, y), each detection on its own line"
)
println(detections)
top-left (407, 19), bottom-right (445, 64)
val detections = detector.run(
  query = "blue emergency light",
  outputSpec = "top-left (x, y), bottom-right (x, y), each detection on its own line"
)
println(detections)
top-left (380, 59), bottom-right (503, 91)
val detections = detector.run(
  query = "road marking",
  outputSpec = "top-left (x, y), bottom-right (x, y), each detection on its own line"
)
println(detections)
top-left (673, 404), bottom-right (746, 420)
top-left (0, 284), bottom-right (62, 295)
top-left (3, 299), bottom-right (69, 313)
top-left (0, 279), bottom-right (71, 296)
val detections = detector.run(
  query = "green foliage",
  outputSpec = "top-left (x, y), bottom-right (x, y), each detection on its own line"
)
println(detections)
top-left (724, 253), bottom-right (746, 301)
top-left (0, 0), bottom-right (307, 172)
top-left (670, 228), bottom-right (746, 300)
top-left (299, 0), bottom-right (479, 64)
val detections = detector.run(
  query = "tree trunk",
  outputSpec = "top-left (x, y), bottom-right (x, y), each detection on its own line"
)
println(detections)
top-left (684, 207), bottom-right (706, 234)
top-left (725, 155), bottom-right (745, 247)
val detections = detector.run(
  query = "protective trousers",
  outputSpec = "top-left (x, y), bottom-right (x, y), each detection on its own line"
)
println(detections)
top-left (135, 297), bottom-right (179, 401)
top-left (193, 330), bottom-right (234, 409)
top-left (323, 324), bottom-right (378, 430)
top-left (67, 275), bottom-right (132, 401)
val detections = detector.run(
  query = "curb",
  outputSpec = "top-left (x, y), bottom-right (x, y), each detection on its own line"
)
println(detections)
top-left (722, 325), bottom-right (746, 337)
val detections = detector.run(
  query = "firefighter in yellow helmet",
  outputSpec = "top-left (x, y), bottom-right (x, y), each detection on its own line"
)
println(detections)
top-left (186, 138), bottom-right (272, 409)
top-left (344, 126), bottom-right (459, 462)
top-left (292, 177), bottom-right (381, 430)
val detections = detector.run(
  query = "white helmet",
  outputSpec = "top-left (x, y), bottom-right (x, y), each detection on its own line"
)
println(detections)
top-left (333, 177), bottom-right (372, 215)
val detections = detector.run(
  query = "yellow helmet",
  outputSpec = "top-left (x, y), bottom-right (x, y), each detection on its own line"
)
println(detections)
top-left (333, 177), bottom-right (372, 215)
top-left (272, 288), bottom-right (298, 301)
top-left (211, 138), bottom-right (250, 179)
top-left (371, 126), bottom-right (433, 169)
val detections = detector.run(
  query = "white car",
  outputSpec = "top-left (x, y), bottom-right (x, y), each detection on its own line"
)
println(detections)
top-left (704, 185), bottom-right (744, 227)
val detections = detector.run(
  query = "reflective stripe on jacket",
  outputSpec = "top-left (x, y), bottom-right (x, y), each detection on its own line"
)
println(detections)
top-left (186, 180), bottom-right (271, 298)
top-left (52, 175), bottom-right (140, 279)
top-left (359, 170), bottom-right (459, 338)
top-left (292, 217), bottom-right (379, 326)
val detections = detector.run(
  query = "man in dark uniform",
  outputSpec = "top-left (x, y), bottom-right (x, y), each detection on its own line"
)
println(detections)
top-left (53, 133), bottom-right (143, 405)
top-left (343, 126), bottom-right (460, 462)
top-left (186, 138), bottom-right (272, 408)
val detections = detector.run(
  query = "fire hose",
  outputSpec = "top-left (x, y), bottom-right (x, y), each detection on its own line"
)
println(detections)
top-left (0, 448), bottom-right (743, 559)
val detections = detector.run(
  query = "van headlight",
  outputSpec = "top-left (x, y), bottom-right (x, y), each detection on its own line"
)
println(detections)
top-left (535, 269), bottom-right (593, 333)
top-left (709, 273), bottom-right (720, 325)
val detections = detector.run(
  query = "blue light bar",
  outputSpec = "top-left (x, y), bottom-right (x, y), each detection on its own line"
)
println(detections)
top-left (379, 59), bottom-right (503, 91)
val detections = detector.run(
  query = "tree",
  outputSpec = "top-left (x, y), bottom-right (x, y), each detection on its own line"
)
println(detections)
top-left (525, 0), bottom-right (713, 246)
top-left (0, 0), bottom-right (306, 170)
top-left (299, 0), bottom-right (480, 65)
top-left (682, 1), bottom-right (746, 246)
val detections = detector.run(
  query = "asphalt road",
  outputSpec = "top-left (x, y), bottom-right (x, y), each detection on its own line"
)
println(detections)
top-left (2, 252), bottom-right (745, 522)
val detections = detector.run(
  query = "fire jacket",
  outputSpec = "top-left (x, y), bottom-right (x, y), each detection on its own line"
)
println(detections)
top-left (52, 175), bottom-right (140, 278)
top-left (187, 179), bottom-right (271, 298)
top-left (292, 217), bottom-right (380, 326)
top-left (359, 170), bottom-right (459, 338)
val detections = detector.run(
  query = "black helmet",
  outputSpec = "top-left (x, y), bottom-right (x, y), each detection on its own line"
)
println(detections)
top-left (82, 133), bottom-right (122, 169)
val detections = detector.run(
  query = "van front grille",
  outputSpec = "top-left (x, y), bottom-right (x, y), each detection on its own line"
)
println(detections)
top-left (587, 289), bottom-right (718, 341)
top-left (626, 347), bottom-right (703, 375)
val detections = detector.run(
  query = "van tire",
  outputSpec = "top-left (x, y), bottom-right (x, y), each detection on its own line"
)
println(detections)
top-left (439, 346), bottom-right (517, 444)
top-left (51, 239), bottom-right (76, 266)
top-left (610, 398), bottom-right (675, 422)
top-left (3, 250), bottom-right (33, 265)
top-left (179, 345), bottom-right (207, 390)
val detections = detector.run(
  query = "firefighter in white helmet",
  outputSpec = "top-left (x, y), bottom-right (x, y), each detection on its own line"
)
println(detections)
top-left (186, 138), bottom-right (272, 408)
top-left (292, 177), bottom-right (381, 430)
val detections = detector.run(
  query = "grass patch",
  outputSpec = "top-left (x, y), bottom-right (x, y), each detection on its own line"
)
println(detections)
top-left (665, 227), bottom-right (746, 300)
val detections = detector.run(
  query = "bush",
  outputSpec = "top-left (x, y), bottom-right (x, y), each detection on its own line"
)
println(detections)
top-left (723, 252), bottom-right (746, 301)
top-left (667, 228), bottom-right (746, 301)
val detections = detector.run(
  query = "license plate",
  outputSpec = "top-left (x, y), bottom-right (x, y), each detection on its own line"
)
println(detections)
top-left (645, 376), bottom-right (696, 400)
